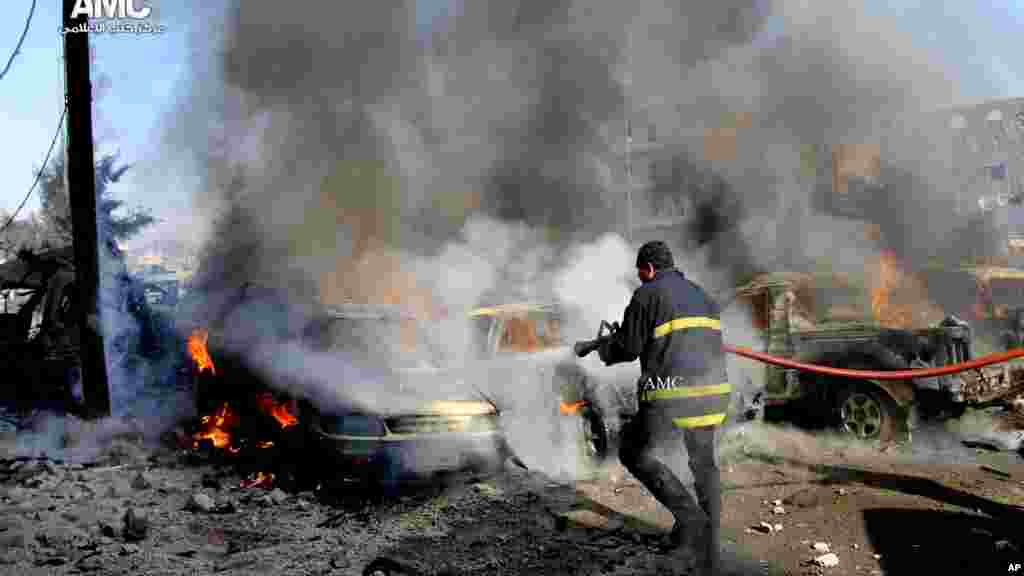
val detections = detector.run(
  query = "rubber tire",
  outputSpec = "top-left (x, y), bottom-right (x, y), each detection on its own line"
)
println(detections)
top-left (834, 384), bottom-right (903, 444)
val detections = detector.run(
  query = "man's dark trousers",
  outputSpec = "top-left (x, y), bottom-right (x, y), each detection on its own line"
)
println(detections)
top-left (619, 410), bottom-right (721, 575)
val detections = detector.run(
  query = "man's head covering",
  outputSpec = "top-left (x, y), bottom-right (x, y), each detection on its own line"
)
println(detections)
top-left (636, 241), bottom-right (675, 271)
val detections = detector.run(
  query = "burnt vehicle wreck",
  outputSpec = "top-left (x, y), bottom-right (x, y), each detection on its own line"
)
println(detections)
top-left (179, 285), bottom-right (513, 493)
top-left (0, 247), bottom-right (181, 415)
top-left (732, 272), bottom-right (1024, 442)
top-left (301, 303), bottom-right (509, 492)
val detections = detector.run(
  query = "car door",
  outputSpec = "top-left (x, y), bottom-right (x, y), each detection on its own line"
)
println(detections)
top-left (490, 310), bottom-right (576, 403)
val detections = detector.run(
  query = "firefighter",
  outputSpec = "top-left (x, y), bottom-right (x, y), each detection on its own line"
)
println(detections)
top-left (599, 240), bottom-right (731, 575)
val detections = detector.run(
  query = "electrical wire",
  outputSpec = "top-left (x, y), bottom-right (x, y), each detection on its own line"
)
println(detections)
top-left (0, 102), bottom-right (67, 247)
top-left (0, 0), bottom-right (37, 83)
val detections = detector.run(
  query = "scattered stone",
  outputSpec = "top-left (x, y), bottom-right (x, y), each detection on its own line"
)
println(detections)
top-left (785, 488), bottom-right (821, 509)
top-left (98, 518), bottom-right (121, 539)
top-left (750, 522), bottom-right (776, 534)
top-left (852, 544), bottom-right (860, 550)
top-left (106, 481), bottom-right (132, 499)
top-left (215, 499), bottom-right (237, 514)
top-left (131, 472), bottom-right (153, 491)
top-left (122, 508), bottom-right (149, 542)
top-left (2, 486), bottom-right (28, 502)
top-left (772, 506), bottom-right (785, 515)
top-left (812, 542), bottom-right (830, 553)
top-left (814, 553), bottom-right (840, 568)
top-left (473, 483), bottom-right (502, 498)
top-left (56, 485), bottom-right (83, 501)
top-left (268, 488), bottom-right (288, 505)
top-left (0, 518), bottom-right (28, 548)
top-left (35, 555), bottom-right (67, 567)
top-left (556, 509), bottom-right (622, 531)
top-left (771, 499), bottom-right (782, 506)
top-left (873, 554), bottom-right (882, 560)
top-left (120, 543), bottom-right (140, 556)
top-left (164, 541), bottom-right (196, 557)
top-left (773, 524), bottom-right (783, 532)
top-left (836, 488), bottom-right (847, 496)
top-left (200, 474), bottom-right (221, 491)
top-left (187, 492), bottom-right (216, 513)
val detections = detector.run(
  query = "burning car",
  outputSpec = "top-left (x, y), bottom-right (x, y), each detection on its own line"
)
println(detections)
top-left (466, 301), bottom-right (635, 473)
top-left (181, 289), bottom-right (508, 491)
top-left (299, 303), bottom-right (507, 491)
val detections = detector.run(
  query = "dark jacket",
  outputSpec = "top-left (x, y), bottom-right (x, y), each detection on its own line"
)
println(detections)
top-left (605, 269), bottom-right (731, 428)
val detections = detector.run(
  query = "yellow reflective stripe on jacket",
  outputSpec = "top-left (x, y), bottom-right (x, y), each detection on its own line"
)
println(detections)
top-left (639, 382), bottom-right (732, 403)
top-left (672, 413), bottom-right (727, 428)
top-left (652, 316), bottom-right (721, 339)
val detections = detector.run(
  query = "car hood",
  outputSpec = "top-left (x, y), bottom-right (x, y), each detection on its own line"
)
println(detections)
top-left (344, 364), bottom-right (498, 417)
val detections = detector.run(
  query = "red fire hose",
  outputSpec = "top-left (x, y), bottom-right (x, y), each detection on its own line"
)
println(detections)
top-left (723, 345), bottom-right (1024, 380)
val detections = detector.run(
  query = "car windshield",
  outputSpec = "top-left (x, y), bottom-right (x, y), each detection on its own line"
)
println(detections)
top-left (311, 315), bottom-right (443, 370)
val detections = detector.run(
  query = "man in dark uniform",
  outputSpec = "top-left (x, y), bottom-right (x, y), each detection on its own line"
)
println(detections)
top-left (599, 241), bottom-right (731, 575)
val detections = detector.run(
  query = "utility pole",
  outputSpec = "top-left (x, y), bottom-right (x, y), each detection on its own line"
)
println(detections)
top-left (63, 0), bottom-right (111, 418)
top-left (623, 28), bottom-right (633, 246)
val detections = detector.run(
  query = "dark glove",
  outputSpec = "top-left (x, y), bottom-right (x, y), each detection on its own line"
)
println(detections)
top-left (597, 339), bottom-right (616, 366)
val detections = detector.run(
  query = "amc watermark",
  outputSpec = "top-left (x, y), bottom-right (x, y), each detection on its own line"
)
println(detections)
top-left (62, 0), bottom-right (166, 35)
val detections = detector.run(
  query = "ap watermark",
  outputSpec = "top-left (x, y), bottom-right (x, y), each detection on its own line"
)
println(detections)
top-left (62, 0), bottom-right (167, 35)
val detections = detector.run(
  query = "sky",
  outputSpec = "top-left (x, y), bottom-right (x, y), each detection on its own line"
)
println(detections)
top-left (0, 0), bottom-right (1021, 250)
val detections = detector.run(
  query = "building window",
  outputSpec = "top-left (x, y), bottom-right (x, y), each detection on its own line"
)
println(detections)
top-left (648, 122), bottom-right (657, 143)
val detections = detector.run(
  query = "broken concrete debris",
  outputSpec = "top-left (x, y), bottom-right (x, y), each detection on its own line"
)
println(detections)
top-left (122, 508), bottom-right (149, 542)
top-left (814, 552), bottom-right (840, 568)
top-left (747, 521), bottom-right (783, 535)
top-left (186, 492), bottom-right (216, 513)
top-left (131, 472), bottom-right (153, 491)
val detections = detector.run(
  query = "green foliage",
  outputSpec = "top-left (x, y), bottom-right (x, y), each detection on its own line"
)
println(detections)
top-left (36, 153), bottom-right (156, 248)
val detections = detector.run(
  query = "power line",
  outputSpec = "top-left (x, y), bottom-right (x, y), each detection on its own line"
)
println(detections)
top-left (0, 0), bottom-right (37, 83)
top-left (0, 102), bottom-right (68, 247)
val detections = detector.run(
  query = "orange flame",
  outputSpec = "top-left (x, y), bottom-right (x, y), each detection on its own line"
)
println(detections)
top-left (870, 250), bottom-right (903, 327)
top-left (187, 329), bottom-right (217, 375)
top-left (869, 249), bottom-right (943, 329)
top-left (240, 472), bottom-right (275, 489)
top-left (192, 402), bottom-right (239, 449)
top-left (256, 393), bottom-right (298, 428)
top-left (559, 400), bottom-right (587, 415)
top-left (256, 440), bottom-right (274, 449)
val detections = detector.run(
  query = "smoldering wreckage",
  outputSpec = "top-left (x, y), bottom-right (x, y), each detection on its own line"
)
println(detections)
top-left (6, 0), bottom-right (1024, 574)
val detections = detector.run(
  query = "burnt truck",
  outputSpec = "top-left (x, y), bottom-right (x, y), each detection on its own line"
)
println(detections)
top-left (731, 271), bottom-right (1024, 442)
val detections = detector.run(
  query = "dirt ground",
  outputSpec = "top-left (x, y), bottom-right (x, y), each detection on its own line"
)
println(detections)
top-left (1, 420), bottom-right (1023, 576)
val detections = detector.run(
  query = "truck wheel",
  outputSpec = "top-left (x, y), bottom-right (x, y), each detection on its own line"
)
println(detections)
top-left (835, 385), bottom-right (902, 443)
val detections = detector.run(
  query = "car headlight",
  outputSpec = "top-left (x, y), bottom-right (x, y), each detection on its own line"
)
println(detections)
top-left (320, 413), bottom-right (386, 437)
top-left (465, 413), bottom-right (501, 432)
